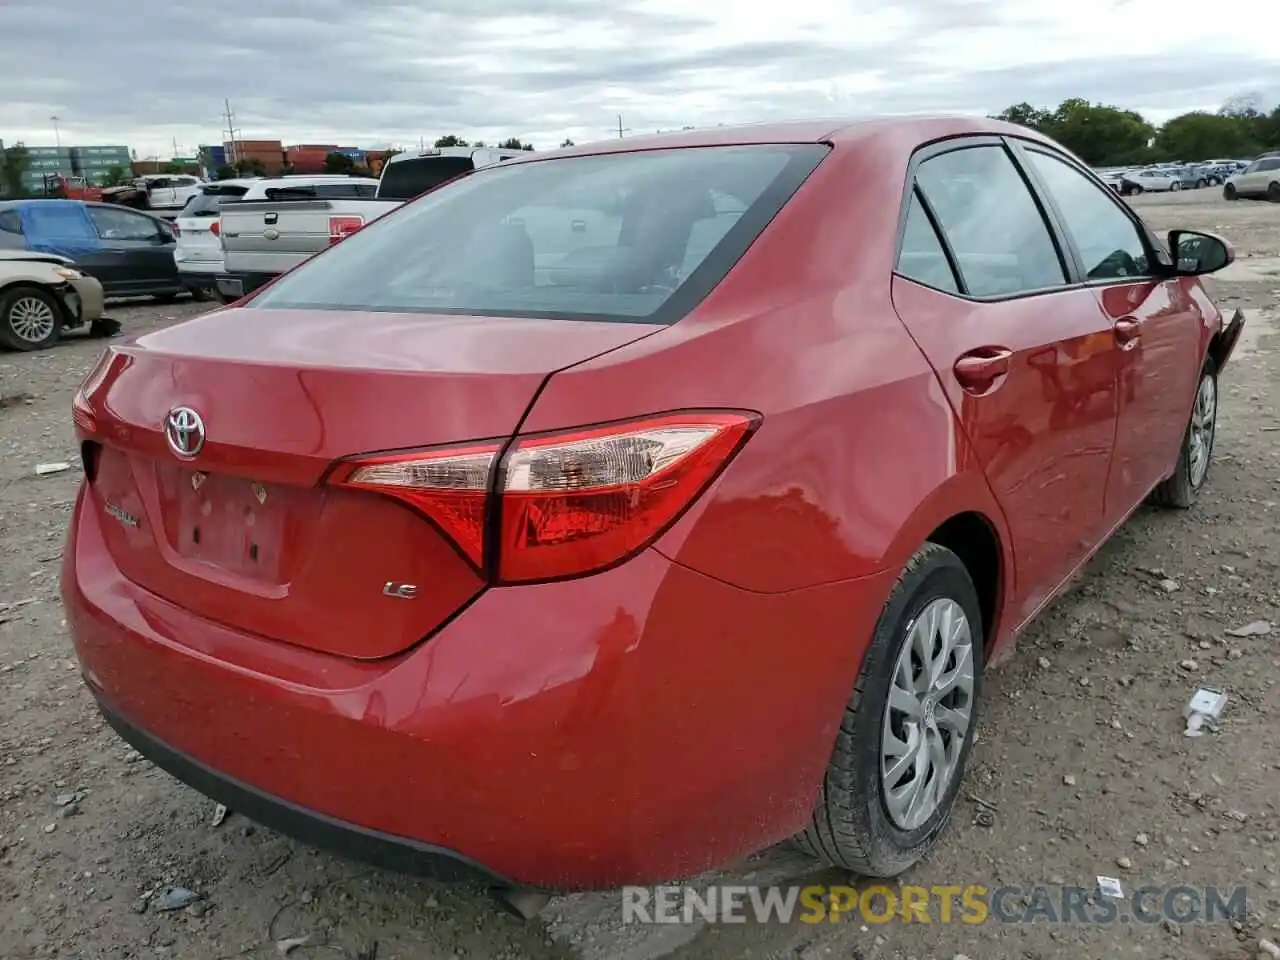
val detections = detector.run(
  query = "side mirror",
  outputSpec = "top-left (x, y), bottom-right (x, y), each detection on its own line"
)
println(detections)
top-left (1168, 229), bottom-right (1233, 277)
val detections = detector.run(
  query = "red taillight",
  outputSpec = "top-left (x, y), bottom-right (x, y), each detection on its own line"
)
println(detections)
top-left (209, 220), bottom-right (220, 237)
top-left (329, 411), bottom-right (758, 582)
top-left (328, 215), bottom-right (364, 245)
top-left (171, 223), bottom-right (181, 237)
top-left (71, 349), bottom-right (113, 437)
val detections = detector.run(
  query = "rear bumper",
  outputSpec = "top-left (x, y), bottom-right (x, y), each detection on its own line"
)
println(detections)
top-left (62, 484), bottom-right (892, 890)
top-left (94, 692), bottom-right (509, 886)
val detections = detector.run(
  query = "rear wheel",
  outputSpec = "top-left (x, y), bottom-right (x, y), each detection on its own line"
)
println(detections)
top-left (1152, 361), bottom-right (1217, 509)
top-left (796, 543), bottom-right (982, 877)
top-left (1196, 179), bottom-right (1207, 189)
top-left (1224, 183), bottom-right (1238, 200)
top-left (0, 285), bottom-right (64, 352)
top-left (1268, 182), bottom-right (1280, 203)
top-left (1170, 180), bottom-right (1182, 192)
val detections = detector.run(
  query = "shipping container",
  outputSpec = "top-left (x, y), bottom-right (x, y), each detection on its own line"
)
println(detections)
top-left (288, 143), bottom-right (338, 151)
top-left (23, 146), bottom-right (72, 159)
top-left (70, 145), bottom-right (131, 160)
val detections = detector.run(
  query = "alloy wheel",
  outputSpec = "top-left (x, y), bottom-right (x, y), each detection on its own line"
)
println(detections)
top-left (1188, 372), bottom-right (1217, 488)
top-left (880, 597), bottom-right (976, 831)
top-left (7, 295), bottom-right (57, 343)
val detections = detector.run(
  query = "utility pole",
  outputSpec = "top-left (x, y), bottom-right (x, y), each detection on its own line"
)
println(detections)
top-left (223, 98), bottom-right (239, 164)
top-left (607, 115), bottom-right (631, 139)
top-left (172, 136), bottom-right (179, 160)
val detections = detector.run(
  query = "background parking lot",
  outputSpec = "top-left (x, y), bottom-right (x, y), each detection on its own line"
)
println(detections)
top-left (1, 188), bottom-right (1277, 960)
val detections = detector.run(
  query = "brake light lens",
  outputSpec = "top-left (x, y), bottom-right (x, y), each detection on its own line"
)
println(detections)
top-left (209, 220), bottom-right (220, 237)
top-left (72, 349), bottom-right (114, 437)
top-left (329, 411), bottom-right (758, 582)
top-left (171, 223), bottom-right (181, 237)
top-left (328, 215), bottom-right (364, 245)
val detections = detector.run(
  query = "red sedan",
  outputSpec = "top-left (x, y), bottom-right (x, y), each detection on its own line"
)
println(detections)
top-left (63, 117), bottom-right (1244, 895)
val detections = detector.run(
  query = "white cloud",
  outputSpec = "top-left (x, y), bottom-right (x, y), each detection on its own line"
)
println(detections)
top-left (1, 0), bottom-right (1276, 159)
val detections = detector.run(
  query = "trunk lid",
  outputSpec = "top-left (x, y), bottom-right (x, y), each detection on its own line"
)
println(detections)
top-left (83, 306), bottom-right (661, 659)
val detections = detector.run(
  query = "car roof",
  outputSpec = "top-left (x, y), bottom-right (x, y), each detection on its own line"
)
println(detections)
top-left (382, 146), bottom-right (525, 166)
top-left (502, 115), bottom-right (1062, 165)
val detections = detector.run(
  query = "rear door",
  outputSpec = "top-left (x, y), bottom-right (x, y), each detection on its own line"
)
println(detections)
top-left (891, 138), bottom-right (1120, 624)
top-left (84, 206), bottom-right (177, 295)
top-left (1016, 144), bottom-right (1204, 519)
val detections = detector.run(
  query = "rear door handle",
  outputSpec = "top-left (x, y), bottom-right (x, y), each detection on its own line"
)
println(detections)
top-left (953, 347), bottom-right (1013, 392)
top-left (1114, 316), bottom-right (1142, 346)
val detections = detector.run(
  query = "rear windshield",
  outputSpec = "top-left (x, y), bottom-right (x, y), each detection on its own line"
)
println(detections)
top-left (181, 185), bottom-right (250, 217)
top-left (261, 182), bottom-right (378, 201)
top-left (376, 156), bottom-right (476, 201)
top-left (251, 144), bottom-right (829, 324)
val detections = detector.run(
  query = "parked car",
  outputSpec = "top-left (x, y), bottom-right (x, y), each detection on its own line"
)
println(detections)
top-left (1223, 156), bottom-right (1280, 201)
top-left (0, 248), bottom-right (105, 350)
top-left (215, 148), bottom-right (524, 302)
top-left (64, 117), bottom-right (1244, 900)
top-left (0, 199), bottom-right (184, 301)
top-left (173, 179), bottom-right (259, 300)
top-left (1118, 169), bottom-right (1183, 194)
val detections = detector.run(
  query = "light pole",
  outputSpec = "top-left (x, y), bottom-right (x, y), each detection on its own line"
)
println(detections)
top-left (50, 116), bottom-right (61, 149)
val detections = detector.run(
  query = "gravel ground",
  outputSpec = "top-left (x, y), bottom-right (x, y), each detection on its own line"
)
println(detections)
top-left (1, 190), bottom-right (1278, 960)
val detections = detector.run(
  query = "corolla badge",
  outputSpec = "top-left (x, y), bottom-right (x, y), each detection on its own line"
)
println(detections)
top-left (165, 406), bottom-right (206, 459)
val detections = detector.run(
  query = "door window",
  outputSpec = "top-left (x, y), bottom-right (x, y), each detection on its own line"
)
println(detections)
top-left (916, 145), bottom-right (1066, 297)
top-left (88, 207), bottom-right (163, 241)
top-left (1024, 149), bottom-right (1152, 281)
top-left (896, 191), bottom-right (960, 293)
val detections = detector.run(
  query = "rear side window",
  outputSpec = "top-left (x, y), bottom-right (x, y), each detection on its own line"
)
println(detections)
top-left (0, 210), bottom-right (22, 234)
top-left (180, 186), bottom-right (250, 217)
top-left (896, 192), bottom-right (959, 293)
top-left (253, 144), bottom-right (829, 324)
top-left (916, 145), bottom-right (1066, 297)
top-left (1257, 158), bottom-right (1280, 172)
top-left (376, 156), bottom-right (477, 200)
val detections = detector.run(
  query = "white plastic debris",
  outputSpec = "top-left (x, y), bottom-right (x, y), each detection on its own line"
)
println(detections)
top-left (211, 803), bottom-right (228, 828)
top-left (34, 462), bottom-right (72, 476)
top-left (1097, 876), bottom-right (1124, 899)
top-left (1226, 620), bottom-right (1271, 637)
top-left (1184, 686), bottom-right (1227, 737)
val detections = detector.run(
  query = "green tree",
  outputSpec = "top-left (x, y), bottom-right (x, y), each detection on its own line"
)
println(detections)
top-left (1154, 111), bottom-right (1259, 161)
top-left (1, 142), bottom-right (30, 197)
top-left (214, 163), bottom-right (237, 181)
top-left (992, 102), bottom-right (1051, 131)
top-left (498, 137), bottom-right (534, 151)
top-left (434, 134), bottom-right (469, 148)
top-left (280, 163), bottom-right (297, 176)
top-left (103, 164), bottom-right (128, 186)
top-left (234, 158), bottom-right (266, 176)
top-left (560, 138), bottom-right (575, 148)
top-left (1044, 99), bottom-right (1155, 166)
top-left (323, 152), bottom-right (356, 174)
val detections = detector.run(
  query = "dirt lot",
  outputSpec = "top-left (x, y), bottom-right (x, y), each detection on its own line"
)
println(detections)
top-left (1, 191), bottom-right (1278, 960)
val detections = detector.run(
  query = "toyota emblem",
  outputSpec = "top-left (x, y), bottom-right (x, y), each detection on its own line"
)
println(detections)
top-left (165, 406), bottom-right (206, 459)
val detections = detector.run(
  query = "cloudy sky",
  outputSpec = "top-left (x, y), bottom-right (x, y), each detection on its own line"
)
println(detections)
top-left (2, 0), bottom-right (1277, 158)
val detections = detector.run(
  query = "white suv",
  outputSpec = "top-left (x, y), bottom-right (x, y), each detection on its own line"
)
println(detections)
top-left (173, 179), bottom-right (259, 299)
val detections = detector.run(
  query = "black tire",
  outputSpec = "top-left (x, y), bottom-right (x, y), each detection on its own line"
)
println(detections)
top-left (1152, 360), bottom-right (1217, 509)
top-left (1196, 179), bottom-right (1207, 189)
top-left (1223, 184), bottom-right (1238, 201)
top-left (0, 285), bottom-right (64, 352)
top-left (188, 286), bottom-right (211, 303)
top-left (1268, 182), bottom-right (1280, 203)
top-left (1169, 180), bottom-right (1181, 192)
top-left (795, 543), bottom-right (983, 877)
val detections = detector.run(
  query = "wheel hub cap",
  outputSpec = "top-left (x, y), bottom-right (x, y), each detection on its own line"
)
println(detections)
top-left (1188, 372), bottom-right (1216, 488)
top-left (880, 597), bottom-right (976, 831)
top-left (9, 296), bottom-right (56, 343)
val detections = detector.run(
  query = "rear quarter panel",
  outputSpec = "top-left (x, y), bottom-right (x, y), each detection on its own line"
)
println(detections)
top-left (520, 129), bottom-right (1015, 604)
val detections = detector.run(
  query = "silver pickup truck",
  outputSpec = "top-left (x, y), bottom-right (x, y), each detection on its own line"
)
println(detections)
top-left (215, 148), bottom-right (524, 302)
